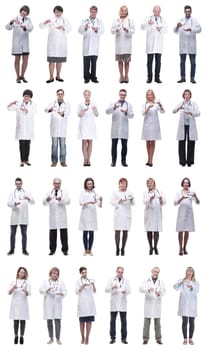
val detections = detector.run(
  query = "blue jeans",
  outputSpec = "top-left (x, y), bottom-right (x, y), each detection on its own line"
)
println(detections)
top-left (51, 137), bottom-right (66, 163)
top-left (180, 54), bottom-right (196, 79)
top-left (10, 224), bottom-right (27, 252)
top-left (83, 231), bottom-right (94, 250)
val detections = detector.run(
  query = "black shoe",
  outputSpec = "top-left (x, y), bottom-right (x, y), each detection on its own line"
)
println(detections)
top-left (48, 252), bottom-right (54, 255)
top-left (84, 80), bottom-right (90, 83)
top-left (20, 77), bottom-right (28, 83)
top-left (23, 250), bottom-right (29, 255)
top-left (155, 78), bottom-right (162, 83)
top-left (122, 162), bottom-right (128, 167)
top-left (177, 78), bottom-right (186, 83)
top-left (143, 339), bottom-right (148, 344)
top-left (122, 339), bottom-right (128, 344)
top-left (56, 77), bottom-right (64, 82)
top-left (156, 339), bottom-right (163, 345)
top-left (110, 339), bottom-right (115, 344)
top-left (16, 78), bottom-right (21, 83)
top-left (116, 249), bottom-right (120, 256)
top-left (25, 161), bottom-right (31, 166)
top-left (121, 248), bottom-right (125, 256)
top-left (7, 250), bottom-right (14, 255)
top-left (111, 162), bottom-right (116, 167)
top-left (149, 248), bottom-right (153, 255)
top-left (190, 78), bottom-right (196, 84)
top-left (63, 251), bottom-right (68, 255)
top-left (146, 79), bottom-right (152, 83)
top-left (14, 336), bottom-right (18, 344)
top-left (46, 78), bottom-right (54, 83)
top-left (154, 248), bottom-right (159, 255)
top-left (20, 336), bottom-right (24, 345)
top-left (91, 79), bottom-right (99, 83)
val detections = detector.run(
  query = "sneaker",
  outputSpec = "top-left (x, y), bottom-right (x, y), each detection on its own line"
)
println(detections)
top-left (88, 250), bottom-right (93, 256)
top-left (56, 339), bottom-right (62, 345)
top-left (47, 338), bottom-right (54, 344)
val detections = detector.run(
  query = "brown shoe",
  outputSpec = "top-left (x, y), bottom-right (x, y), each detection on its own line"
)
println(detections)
top-left (156, 339), bottom-right (163, 345)
top-left (51, 163), bottom-right (57, 167)
top-left (143, 340), bottom-right (148, 345)
top-left (60, 162), bottom-right (67, 167)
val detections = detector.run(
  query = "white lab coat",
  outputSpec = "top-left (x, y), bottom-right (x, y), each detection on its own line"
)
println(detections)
top-left (172, 100), bottom-right (200, 140)
top-left (7, 188), bottom-right (34, 225)
top-left (174, 279), bottom-right (199, 317)
top-left (78, 190), bottom-right (101, 231)
top-left (111, 17), bottom-right (135, 55)
top-left (174, 17), bottom-right (201, 54)
top-left (141, 102), bottom-right (164, 140)
top-left (43, 189), bottom-right (70, 229)
top-left (8, 101), bottom-right (37, 140)
top-left (45, 100), bottom-right (70, 138)
top-left (6, 16), bottom-right (33, 54)
top-left (139, 277), bottom-right (165, 318)
top-left (78, 17), bottom-right (104, 56)
top-left (40, 16), bottom-right (71, 58)
top-left (78, 102), bottom-right (98, 139)
top-left (111, 190), bottom-right (135, 230)
top-left (174, 191), bottom-right (196, 231)
top-left (9, 279), bottom-right (31, 320)
top-left (39, 279), bottom-right (67, 319)
top-left (143, 189), bottom-right (166, 231)
top-left (106, 101), bottom-right (134, 139)
top-left (141, 15), bottom-right (167, 54)
top-left (105, 276), bottom-right (131, 312)
top-left (75, 278), bottom-right (96, 317)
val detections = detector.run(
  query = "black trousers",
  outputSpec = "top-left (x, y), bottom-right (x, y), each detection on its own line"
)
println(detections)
top-left (147, 53), bottom-right (161, 80)
top-left (182, 317), bottom-right (195, 339)
top-left (83, 55), bottom-right (98, 81)
top-left (111, 138), bottom-right (128, 164)
top-left (178, 125), bottom-right (195, 166)
top-left (110, 311), bottom-right (127, 340)
top-left (49, 228), bottom-right (68, 254)
top-left (19, 140), bottom-right (31, 162)
top-left (14, 320), bottom-right (26, 336)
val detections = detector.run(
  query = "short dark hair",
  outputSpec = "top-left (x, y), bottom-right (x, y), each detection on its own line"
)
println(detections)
top-left (182, 89), bottom-right (192, 99)
top-left (184, 5), bottom-right (192, 11)
top-left (84, 177), bottom-right (95, 190)
top-left (20, 5), bottom-right (30, 15)
top-left (53, 5), bottom-right (63, 13)
top-left (23, 89), bottom-right (33, 98)
top-left (15, 177), bottom-right (22, 183)
top-left (181, 177), bottom-right (191, 187)
top-left (119, 89), bottom-right (127, 95)
top-left (90, 5), bottom-right (98, 12)
top-left (56, 89), bottom-right (64, 94)
top-left (79, 266), bottom-right (87, 274)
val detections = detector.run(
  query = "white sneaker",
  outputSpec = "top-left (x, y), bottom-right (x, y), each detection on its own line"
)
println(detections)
top-left (56, 339), bottom-right (62, 345)
top-left (89, 250), bottom-right (93, 256)
top-left (83, 251), bottom-right (87, 256)
top-left (47, 338), bottom-right (53, 344)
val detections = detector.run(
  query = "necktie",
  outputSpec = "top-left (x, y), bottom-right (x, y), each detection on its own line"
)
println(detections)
top-left (22, 17), bottom-right (24, 23)
top-left (55, 190), bottom-right (58, 197)
top-left (119, 100), bottom-right (125, 107)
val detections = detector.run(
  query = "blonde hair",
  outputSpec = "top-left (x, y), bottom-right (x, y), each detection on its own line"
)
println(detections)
top-left (119, 5), bottom-right (128, 16)
top-left (83, 89), bottom-right (91, 95)
top-left (146, 177), bottom-right (156, 188)
top-left (146, 89), bottom-right (155, 102)
top-left (184, 267), bottom-right (195, 281)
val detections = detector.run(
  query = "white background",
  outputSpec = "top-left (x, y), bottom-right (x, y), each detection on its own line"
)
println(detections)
top-left (0, 0), bottom-right (206, 349)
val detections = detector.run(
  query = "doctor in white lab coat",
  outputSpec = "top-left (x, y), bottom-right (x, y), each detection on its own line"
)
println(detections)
top-left (7, 89), bottom-right (37, 167)
top-left (141, 5), bottom-right (167, 83)
top-left (174, 177), bottom-right (200, 256)
top-left (75, 267), bottom-right (96, 345)
top-left (172, 89), bottom-right (200, 166)
top-left (105, 267), bottom-right (131, 344)
top-left (45, 89), bottom-right (70, 167)
top-left (143, 178), bottom-right (166, 255)
top-left (111, 5), bottom-right (135, 83)
top-left (78, 5), bottom-right (104, 83)
top-left (8, 267), bottom-right (31, 345)
top-left (40, 5), bottom-right (71, 83)
top-left (174, 5), bottom-right (201, 83)
top-left (139, 267), bottom-right (165, 345)
top-left (39, 267), bottom-right (67, 345)
top-left (79, 178), bottom-right (102, 256)
top-left (43, 178), bottom-right (70, 255)
top-left (111, 178), bottom-right (135, 256)
top-left (7, 177), bottom-right (34, 255)
top-left (5, 5), bottom-right (33, 82)
top-left (106, 89), bottom-right (134, 167)
top-left (174, 267), bottom-right (199, 345)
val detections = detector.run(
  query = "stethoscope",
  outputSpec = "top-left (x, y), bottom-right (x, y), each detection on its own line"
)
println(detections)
top-left (113, 277), bottom-right (125, 288)
top-left (48, 279), bottom-right (59, 291)
top-left (16, 279), bottom-right (27, 289)
top-left (149, 16), bottom-right (162, 24)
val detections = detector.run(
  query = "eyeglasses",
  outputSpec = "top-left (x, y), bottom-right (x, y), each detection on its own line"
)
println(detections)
top-left (120, 94), bottom-right (126, 97)
top-left (54, 183), bottom-right (61, 185)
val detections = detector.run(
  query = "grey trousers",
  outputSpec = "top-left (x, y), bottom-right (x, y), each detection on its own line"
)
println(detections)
top-left (47, 319), bottom-right (61, 339)
top-left (143, 318), bottom-right (161, 340)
